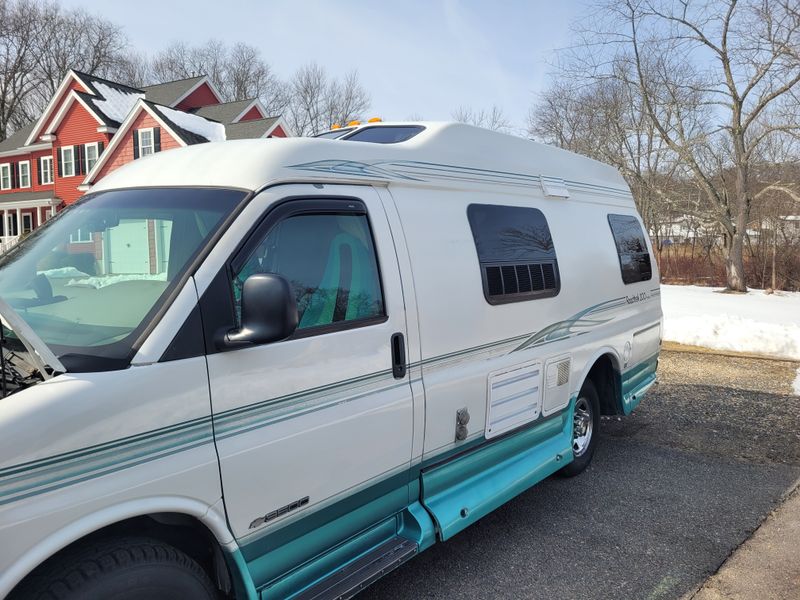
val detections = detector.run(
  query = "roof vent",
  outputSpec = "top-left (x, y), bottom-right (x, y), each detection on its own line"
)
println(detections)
top-left (540, 176), bottom-right (570, 198)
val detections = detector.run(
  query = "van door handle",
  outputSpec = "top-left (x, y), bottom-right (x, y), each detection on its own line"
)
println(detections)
top-left (391, 332), bottom-right (407, 379)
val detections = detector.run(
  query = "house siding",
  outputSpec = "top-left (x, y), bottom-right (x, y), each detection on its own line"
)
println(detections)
top-left (270, 125), bottom-right (287, 138)
top-left (37, 78), bottom-right (90, 139)
top-left (239, 106), bottom-right (263, 121)
top-left (93, 111), bottom-right (182, 182)
top-left (54, 101), bottom-right (111, 206)
top-left (175, 82), bottom-right (220, 110)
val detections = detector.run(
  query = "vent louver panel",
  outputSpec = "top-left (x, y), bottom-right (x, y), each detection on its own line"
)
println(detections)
top-left (482, 262), bottom-right (559, 302)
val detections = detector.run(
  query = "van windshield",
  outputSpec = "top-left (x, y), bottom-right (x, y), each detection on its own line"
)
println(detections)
top-left (0, 187), bottom-right (244, 371)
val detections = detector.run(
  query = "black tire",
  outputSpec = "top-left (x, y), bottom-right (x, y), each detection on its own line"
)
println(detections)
top-left (559, 379), bottom-right (601, 477)
top-left (12, 537), bottom-right (220, 600)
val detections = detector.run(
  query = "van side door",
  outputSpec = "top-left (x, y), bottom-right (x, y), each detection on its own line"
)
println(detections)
top-left (201, 185), bottom-right (414, 589)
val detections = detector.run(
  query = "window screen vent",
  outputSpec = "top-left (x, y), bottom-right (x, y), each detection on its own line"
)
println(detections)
top-left (483, 262), bottom-right (558, 301)
top-left (542, 263), bottom-right (556, 289)
top-left (486, 266), bottom-right (504, 296)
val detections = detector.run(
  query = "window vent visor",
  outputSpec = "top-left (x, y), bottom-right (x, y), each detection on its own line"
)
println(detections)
top-left (485, 361), bottom-right (543, 439)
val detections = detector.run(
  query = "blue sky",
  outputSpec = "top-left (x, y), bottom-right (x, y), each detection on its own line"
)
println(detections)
top-left (62, 1), bottom-right (581, 130)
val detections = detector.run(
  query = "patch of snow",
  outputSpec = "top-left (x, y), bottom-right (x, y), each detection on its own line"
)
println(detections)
top-left (38, 267), bottom-right (92, 279)
top-left (91, 81), bottom-right (143, 124)
top-left (794, 368), bottom-right (800, 396)
top-left (157, 105), bottom-right (226, 142)
top-left (65, 273), bottom-right (167, 289)
top-left (661, 285), bottom-right (800, 360)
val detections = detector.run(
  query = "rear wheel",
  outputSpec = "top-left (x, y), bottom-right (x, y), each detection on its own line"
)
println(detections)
top-left (559, 379), bottom-right (601, 477)
top-left (13, 537), bottom-right (220, 600)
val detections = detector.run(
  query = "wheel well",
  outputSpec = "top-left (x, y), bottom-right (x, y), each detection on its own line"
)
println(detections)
top-left (585, 354), bottom-right (622, 416)
top-left (9, 513), bottom-right (233, 599)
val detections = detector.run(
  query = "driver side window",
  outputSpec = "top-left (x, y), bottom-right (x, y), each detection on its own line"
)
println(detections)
top-left (232, 212), bottom-right (385, 331)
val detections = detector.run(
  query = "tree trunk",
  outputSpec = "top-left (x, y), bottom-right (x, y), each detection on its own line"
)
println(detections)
top-left (724, 231), bottom-right (747, 291)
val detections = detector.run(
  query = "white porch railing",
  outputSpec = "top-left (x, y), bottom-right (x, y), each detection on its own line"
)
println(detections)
top-left (0, 236), bottom-right (20, 255)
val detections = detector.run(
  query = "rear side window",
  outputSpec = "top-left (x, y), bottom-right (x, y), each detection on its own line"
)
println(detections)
top-left (607, 214), bottom-right (652, 284)
top-left (467, 204), bottom-right (560, 304)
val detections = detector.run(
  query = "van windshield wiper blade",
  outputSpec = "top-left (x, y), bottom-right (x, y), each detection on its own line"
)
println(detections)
top-left (0, 297), bottom-right (65, 379)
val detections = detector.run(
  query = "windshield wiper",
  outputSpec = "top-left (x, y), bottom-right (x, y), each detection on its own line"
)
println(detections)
top-left (0, 327), bottom-right (40, 398)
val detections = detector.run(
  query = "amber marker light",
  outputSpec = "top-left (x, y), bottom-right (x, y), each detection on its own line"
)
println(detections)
top-left (367, 117), bottom-right (382, 123)
top-left (348, 120), bottom-right (361, 126)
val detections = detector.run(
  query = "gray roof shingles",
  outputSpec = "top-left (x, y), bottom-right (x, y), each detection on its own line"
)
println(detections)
top-left (142, 76), bottom-right (207, 107)
top-left (193, 99), bottom-right (259, 124)
top-left (0, 123), bottom-right (36, 153)
top-left (225, 117), bottom-right (280, 140)
top-left (0, 190), bottom-right (55, 205)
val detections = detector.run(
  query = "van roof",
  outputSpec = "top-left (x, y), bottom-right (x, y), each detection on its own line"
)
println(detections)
top-left (90, 122), bottom-right (633, 204)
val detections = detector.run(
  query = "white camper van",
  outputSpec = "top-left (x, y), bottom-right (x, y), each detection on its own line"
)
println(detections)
top-left (0, 123), bottom-right (661, 600)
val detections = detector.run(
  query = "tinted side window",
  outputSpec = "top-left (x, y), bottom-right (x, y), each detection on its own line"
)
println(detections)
top-left (607, 214), bottom-right (653, 284)
top-left (467, 204), bottom-right (560, 304)
top-left (344, 126), bottom-right (424, 144)
top-left (233, 213), bottom-right (385, 331)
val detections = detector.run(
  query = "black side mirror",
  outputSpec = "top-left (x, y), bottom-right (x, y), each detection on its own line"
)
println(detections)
top-left (218, 273), bottom-right (298, 350)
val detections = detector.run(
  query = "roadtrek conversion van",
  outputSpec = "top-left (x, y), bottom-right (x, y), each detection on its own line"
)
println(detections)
top-left (0, 122), bottom-right (661, 599)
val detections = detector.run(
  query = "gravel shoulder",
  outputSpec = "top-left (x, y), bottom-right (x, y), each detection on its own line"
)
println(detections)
top-left (360, 350), bottom-right (800, 599)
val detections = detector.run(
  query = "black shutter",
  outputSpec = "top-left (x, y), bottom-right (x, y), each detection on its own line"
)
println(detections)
top-left (98, 140), bottom-right (105, 155)
top-left (57, 149), bottom-right (62, 177)
top-left (75, 145), bottom-right (84, 176)
top-left (10, 162), bottom-right (17, 188)
top-left (133, 129), bottom-right (140, 159)
top-left (37, 158), bottom-right (42, 185)
top-left (154, 127), bottom-right (161, 153)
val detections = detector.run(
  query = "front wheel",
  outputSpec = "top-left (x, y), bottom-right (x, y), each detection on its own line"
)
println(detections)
top-left (13, 537), bottom-right (220, 600)
top-left (559, 379), bottom-right (601, 477)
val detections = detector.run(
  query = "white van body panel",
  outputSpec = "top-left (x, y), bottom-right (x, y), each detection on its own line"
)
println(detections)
top-left (0, 123), bottom-right (661, 597)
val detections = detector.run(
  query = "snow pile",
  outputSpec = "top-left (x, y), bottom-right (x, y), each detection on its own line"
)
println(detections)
top-left (38, 267), bottom-right (92, 279)
top-left (91, 82), bottom-right (143, 124)
top-left (158, 105), bottom-right (226, 142)
top-left (66, 273), bottom-right (167, 289)
top-left (794, 368), bottom-right (800, 397)
top-left (660, 285), bottom-right (800, 360)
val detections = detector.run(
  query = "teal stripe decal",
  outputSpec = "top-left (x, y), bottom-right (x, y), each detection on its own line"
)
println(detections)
top-left (286, 159), bottom-right (634, 199)
top-left (0, 293), bottom-right (656, 505)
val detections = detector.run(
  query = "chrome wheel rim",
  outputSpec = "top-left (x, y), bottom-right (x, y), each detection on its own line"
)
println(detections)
top-left (572, 396), bottom-right (593, 457)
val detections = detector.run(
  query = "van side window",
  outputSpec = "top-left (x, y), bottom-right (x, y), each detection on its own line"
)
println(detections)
top-left (232, 213), bottom-right (385, 331)
top-left (467, 204), bottom-right (560, 304)
top-left (607, 214), bottom-right (653, 284)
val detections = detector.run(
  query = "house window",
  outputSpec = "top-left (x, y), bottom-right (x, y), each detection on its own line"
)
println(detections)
top-left (69, 228), bottom-right (93, 244)
top-left (61, 147), bottom-right (75, 177)
top-left (22, 213), bottom-right (33, 234)
top-left (138, 128), bottom-right (155, 157)
top-left (607, 214), bottom-right (653, 284)
top-left (18, 161), bottom-right (30, 188)
top-left (40, 156), bottom-right (53, 184)
top-left (467, 203), bottom-right (560, 304)
top-left (0, 164), bottom-right (10, 190)
top-left (85, 142), bottom-right (99, 172)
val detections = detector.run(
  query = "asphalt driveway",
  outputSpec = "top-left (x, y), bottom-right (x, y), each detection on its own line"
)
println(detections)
top-left (361, 350), bottom-right (800, 599)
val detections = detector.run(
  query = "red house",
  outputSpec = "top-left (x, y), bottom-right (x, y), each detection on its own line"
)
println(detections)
top-left (0, 70), bottom-right (291, 253)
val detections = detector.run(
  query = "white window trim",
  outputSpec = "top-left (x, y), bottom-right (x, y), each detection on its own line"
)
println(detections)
top-left (61, 147), bottom-right (75, 178)
top-left (138, 128), bottom-right (155, 157)
top-left (40, 156), bottom-right (54, 185)
top-left (0, 163), bottom-right (10, 190)
top-left (84, 142), bottom-right (99, 172)
top-left (18, 160), bottom-right (31, 189)
top-left (69, 228), bottom-right (93, 244)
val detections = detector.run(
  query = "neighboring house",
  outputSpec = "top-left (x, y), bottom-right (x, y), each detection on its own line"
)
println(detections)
top-left (0, 70), bottom-right (291, 253)
top-left (759, 215), bottom-right (800, 241)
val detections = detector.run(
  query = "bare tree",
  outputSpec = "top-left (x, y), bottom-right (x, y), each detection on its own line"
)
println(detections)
top-left (568, 0), bottom-right (800, 291)
top-left (287, 63), bottom-right (370, 136)
top-left (150, 40), bottom-right (289, 115)
top-left (0, 0), bottom-right (131, 139)
top-left (452, 104), bottom-right (512, 132)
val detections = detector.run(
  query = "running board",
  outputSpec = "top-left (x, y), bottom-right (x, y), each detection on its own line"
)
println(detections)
top-left (295, 538), bottom-right (418, 600)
